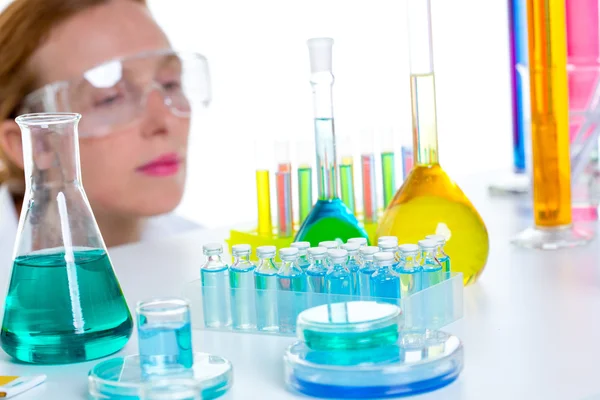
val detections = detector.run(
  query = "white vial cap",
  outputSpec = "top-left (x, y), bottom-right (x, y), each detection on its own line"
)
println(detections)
top-left (425, 234), bottom-right (446, 245)
top-left (341, 242), bottom-right (360, 252)
top-left (203, 242), bottom-right (222, 252)
top-left (398, 244), bottom-right (419, 253)
top-left (232, 244), bottom-right (251, 253)
top-left (360, 246), bottom-right (380, 256)
top-left (308, 246), bottom-right (327, 256)
top-left (307, 37), bottom-right (334, 74)
top-left (374, 252), bottom-right (395, 263)
top-left (328, 249), bottom-right (348, 262)
top-left (257, 245), bottom-right (276, 256)
top-left (319, 241), bottom-right (339, 249)
top-left (418, 239), bottom-right (437, 249)
top-left (348, 237), bottom-right (368, 246)
top-left (280, 247), bottom-right (299, 257)
top-left (378, 236), bottom-right (398, 244)
top-left (291, 241), bottom-right (311, 250)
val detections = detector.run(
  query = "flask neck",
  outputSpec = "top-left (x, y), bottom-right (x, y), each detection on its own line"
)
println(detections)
top-left (311, 74), bottom-right (339, 201)
top-left (410, 72), bottom-right (440, 166)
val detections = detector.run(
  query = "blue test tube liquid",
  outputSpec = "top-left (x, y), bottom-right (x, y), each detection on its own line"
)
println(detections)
top-left (419, 239), bottom-right (444, 289)
top-left (277, 247), bottom-right (307, 333)
top-left (200, 243), bottom-right (231, 328)
top-left (371, 251), bottom-right (401, 304)
top-left (341, 242), bottom-right (360, 295)
top-left (306, 247), bottom-right (328, 294)
top-left (425, 234), bottom-right (451, 275)
top-left (396, 244), bottom-right (422, 297)
top-left (291, 241), bottom-right (311, 271)
top-left (358, 246), bottom-right (379, 297)
top-left (229, 244), bottom-right (256, 330)
top-left (325, 249), bottom-right (352, 303)
top-left (254, 246), bottom-right (279, 332)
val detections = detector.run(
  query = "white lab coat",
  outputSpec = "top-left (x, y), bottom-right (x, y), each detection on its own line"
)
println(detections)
top-left (0, 184), bottom-right (202, 268)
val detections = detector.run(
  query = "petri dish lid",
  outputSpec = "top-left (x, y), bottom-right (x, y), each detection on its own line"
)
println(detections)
top-left (88, 352), bottom-right (233, 400)
top-left (284, 330), bottom-right (463, 399)
top-left (297, 301), bottom-right (402, 339)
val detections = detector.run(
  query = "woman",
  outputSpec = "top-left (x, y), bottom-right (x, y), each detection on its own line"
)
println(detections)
top-left (0, 0), bottom-right (210, 260)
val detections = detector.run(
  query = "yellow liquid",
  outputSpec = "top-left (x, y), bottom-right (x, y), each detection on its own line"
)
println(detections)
top-left (256, 169), bottom-right (272, 235)
top-left (377, 165), bottom-right (489, 285)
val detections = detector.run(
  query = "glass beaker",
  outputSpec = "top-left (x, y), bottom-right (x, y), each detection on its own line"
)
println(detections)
top-left (0, 113), bottom-right (133, 364)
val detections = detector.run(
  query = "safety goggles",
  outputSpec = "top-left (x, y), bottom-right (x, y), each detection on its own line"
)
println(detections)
top-left (19, 49), bottom-right (211, 138)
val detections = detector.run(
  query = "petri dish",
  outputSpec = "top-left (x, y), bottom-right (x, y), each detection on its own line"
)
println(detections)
top-left (88, 352), bottom-right (232, 400)
top-left (284, 330), bottom-right (463, 398)
top-left (296, 301), bottom-right (402, 351)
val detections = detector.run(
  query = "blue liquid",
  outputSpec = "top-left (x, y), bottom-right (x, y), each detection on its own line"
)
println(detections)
top-left (511, 0), bottom-right (529, 173)
top-left (438, 255), bottom-right (451, 275)
top-left (1, 248), bottom-right (133, 364)
top-left (277, 273), bottom-right (307, 334)
top-left (138, 321), bottom-right (193, 377)
top-left (230, 265), bottom-right (256, 330)
top-left (399, 269), bottom-right (422, 298)
top-left (359, 265), bottom-right (377, 297)
top-left (422, 265), bottom-right (444, 290)
top-left (325, 267), bottom-right (352, 304)
top-left (298, 256), bottom-right (311, 271)
top-left (347, 259), bottom-right (360, 295)
top-left (201, 267), bottom-right (231, 328)
top-left (294, 198), bottom-right (369, 247)
top-left (255, 272), bottom-right (279, 332)
top-left (371, 267), bottom-right (400, 304)
top-left (307, 267), bottom-right (327, 294)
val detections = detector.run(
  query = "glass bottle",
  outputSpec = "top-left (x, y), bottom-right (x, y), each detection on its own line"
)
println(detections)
top-left (358, 246), bottom-right (379, 297)
top-left (291, 241), bottom-right (311, 271)
top-left (325, 249), bottom-right (352, 302)
top-left (1, 113), bottom-right (133, 364)
top-left (306, 247), bottom-right (328, 294)
top-left (294, 38), bottom-right (369, 246)
top-left (370, 252), bottom-right (401, 304)
top-left (396, 244), bottom-right (422, 298)
top-left (376, 0), bottom-right (489, 285)
top-left (425, 234), bottom-right (450, 274)
top-left (347, 237), bottom-right (368, 248)
top-left (229, 244), bottom-right (256, 330)
top-left (418, 239), bottom-right (444, 289)
top-left (277, 247), bottom-right (307, 333)
top-left (341, 242), bottom-right (360, 295)
top-left (200, 243), bottom-right (231, 328)
top-left (254, 245), bottom-right (279, 332)
top-left (378, 237), bottom-right (399, 262)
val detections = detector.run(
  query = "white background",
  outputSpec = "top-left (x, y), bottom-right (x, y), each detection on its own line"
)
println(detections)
top-left (0, 0), bottom-right (514, 228)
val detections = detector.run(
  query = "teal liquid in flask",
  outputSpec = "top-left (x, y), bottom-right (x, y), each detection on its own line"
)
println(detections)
top-left (294, 38), bottom-right (369, 247)
top-left (1, 113), bottom-right (133, 364)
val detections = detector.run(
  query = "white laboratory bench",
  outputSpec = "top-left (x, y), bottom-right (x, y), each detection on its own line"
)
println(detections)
top-left (1, 171), bottom-right (600, 400)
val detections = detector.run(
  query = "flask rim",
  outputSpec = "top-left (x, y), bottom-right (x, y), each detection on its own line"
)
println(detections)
top-left (15, 112), bottom-right (81, 127)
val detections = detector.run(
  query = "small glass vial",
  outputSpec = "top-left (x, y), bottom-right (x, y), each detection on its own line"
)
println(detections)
top-left (229, 244), bottom-right (256, 330)
top-left (378, 238), bottom-right (399, 263)
top-left (325, 249), bottom-right (352, 301)
top-left (291, 241), bottom-right (311, 271)
top-left (425, 234), bottom-right (451, 275)
top-left (319, 240), bottom-right (341, 266)
top-left (418, 239), bottom-right (444, 289)
top-left (371, 252), bottom-right (400, 303)
top-left (347, 237), bottom-right (368, 248)
top-left (396, 244), bottom-right (422, 298)
top-left (378, 236), bottom-right (398, 248)
top-left (200, 243), bottom-right (231, 328)
top-left (254, 245), bottom-right (279, 332)
top-left (137, 298), bottom-right (193, 378)
top-left (141, 378), bottom-right (202, 400)
top-left (306, 247), bottom-right (328, 294)
top-left (358, 246), bottom-right (379, 297)
top-left (341, 242), bottom-right (360, 295)
top-left (277, 247), bottom-right (307, 333)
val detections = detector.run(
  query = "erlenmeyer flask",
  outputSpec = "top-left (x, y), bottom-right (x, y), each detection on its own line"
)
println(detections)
top-left (1, 113), bottom-right (133, 364)
top-left (376, 0), bottom-right (489, 285)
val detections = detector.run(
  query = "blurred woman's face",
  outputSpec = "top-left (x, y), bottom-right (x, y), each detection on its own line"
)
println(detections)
top-left (28, 0), bottom-right (190, 218)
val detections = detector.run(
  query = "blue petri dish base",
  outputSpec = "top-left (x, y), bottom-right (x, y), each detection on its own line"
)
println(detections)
top-left (88, 352), bottom-right (232, 400)
top-left (284, 330), bottom-right (463, 399)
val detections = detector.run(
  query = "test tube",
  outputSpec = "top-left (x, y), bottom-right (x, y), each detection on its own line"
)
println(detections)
top-left (275, 141), bottom-right (294, 238)
top-left (360, 130), bottom-right (378, 223)
top-left (401, 145), bottom-right (413, 180)
top-left (380, 128), bottom-right (396, 208)
top-left (512, 0), bottom-right (594, 248)
top-left (140, 379), bottom-right (202, 400)
top-left (136, 298), bottom-right (193, 378)
top-left (338, 135), bottom-right (356, 213)
top-left (255, 140), bottom-right (273, 236)
top-left (296, 140), bottom-right (314, 225)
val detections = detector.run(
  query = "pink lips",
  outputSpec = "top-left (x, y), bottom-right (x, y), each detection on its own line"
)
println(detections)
top-left (137, 153), bottom-right (181, 177)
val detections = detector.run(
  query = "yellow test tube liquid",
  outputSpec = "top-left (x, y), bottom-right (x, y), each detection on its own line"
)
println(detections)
top-left (256, 169), bottom-right (272, 236)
